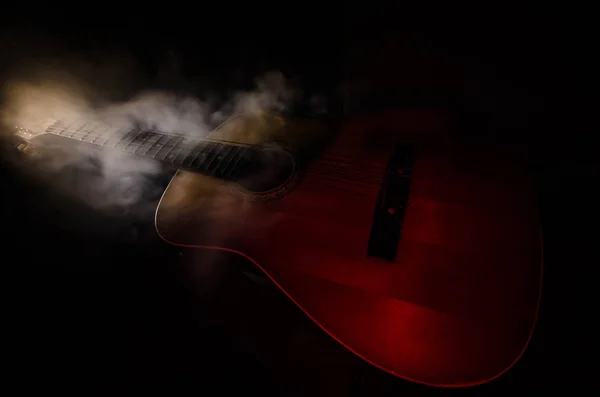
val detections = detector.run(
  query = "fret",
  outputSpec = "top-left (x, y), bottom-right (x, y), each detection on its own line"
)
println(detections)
top-left (217, 145), bottom-right (230, 165)
top-left (125, 132), bottom-right (155, 154)
top-left (123, 130), bottom-right (144, 152)
top-left (87, 125), bottom-right (102, 143)
top-left (57, 121), bottom-right (70, 137)
top-left (80, 124), bottom-right (97, 142)
top-left (90, 126), bottom-right (104, 144)
top-left (68, 121), bottom-right (86, 138)
top-left (48, 120), bottom-right (80, 139)
top-left (51, 125), bottom-right (61, 136)
top-left (93, 125), bottom-right (115, 145)
top-left (87, 124), bottom-right (110, 143)
top-left (219, 145), bottom-right (241, 176)
top-left (147, 134), bottom-right (172, 158)
top-left (184, 148), bottom-right (201, 168)
top-left (208, 144), bottom-right (226, 173)
top-left (63, 120), bottom-right (77, 137)
top-left (197, 143), bottom-right (219, 171)
top-left (201, 144), bottom-right (220, 168)
top-left (163, 142), bottom-right (184, 163)
top-left (74, 121), bottom-right (87, 136)
top-left (50, 120), bottom-right (73, 138)
top-left (203, 144), bottom-right (221, 172)
top-left (140, 133), bottom-right (162, 155)
top-left (46, 122), bottom-right (63, 136)
top-left (154, 136), bottom-right (177, 159)
top-left (168, 138), bottom-right (191, 164)
top-left (185, 144), bottom-right (211, 169)
top-left (121, 134), bottom-right (148, 154)
top-left (225, 146), bottom-right (249, 177)
top-left (132, 131), bottom-right (154, 155)
top-left (123, 141), bottom-right (141, 154)
top-left (55, 120), bottom-right (75, 137)
top-left (113, 130), bottom-right (130, 148)
top-left (193, 143), bottom-right (227, 170)
top-left (114, 129), bottom-right (140, 149)
top-left (215, 145), bottom-right (237, 176)
top-left (97, 128), bottom-right (124, 147)
top-left (160, 136), bottom-right (183, 161)
top-left (173, 147), bottom-right (193, 165)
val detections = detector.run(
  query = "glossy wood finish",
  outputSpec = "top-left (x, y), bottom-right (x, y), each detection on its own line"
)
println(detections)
top-left (155, 109), bottom-right (542, 387)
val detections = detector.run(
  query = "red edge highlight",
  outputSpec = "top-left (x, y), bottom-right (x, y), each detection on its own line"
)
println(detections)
top-left (153, 170), bottom-right (544, 389)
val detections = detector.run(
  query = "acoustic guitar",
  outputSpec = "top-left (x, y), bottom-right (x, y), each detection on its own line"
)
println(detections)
top-left (14, 108), bottom-right (542, 387)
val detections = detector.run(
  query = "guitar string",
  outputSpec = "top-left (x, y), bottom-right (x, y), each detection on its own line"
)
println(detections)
top-left (44, 126), bottom-right (391, 171)
top-left (43, 129), bottom-right (397, 194)
top-left (43, 126), bottom-right (389, 196)
top-left (45, 125), bottom-right (250, 174)
top-left (42, 125), bottom-right (406, 187)
top-left (43, 124), bottom-right (392, 166)
top-left (45, 126), bottom-right (388, 166)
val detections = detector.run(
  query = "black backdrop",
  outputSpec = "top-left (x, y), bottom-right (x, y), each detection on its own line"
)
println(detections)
top-left (2, 3), bottom-right (598, 395)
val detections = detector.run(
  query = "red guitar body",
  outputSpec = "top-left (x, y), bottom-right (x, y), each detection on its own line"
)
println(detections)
top-left (154, 108), bottom-right (542, 387)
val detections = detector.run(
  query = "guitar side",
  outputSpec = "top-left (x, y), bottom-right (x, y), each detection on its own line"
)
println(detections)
top-left (154, 109), bottom-right (543, 387)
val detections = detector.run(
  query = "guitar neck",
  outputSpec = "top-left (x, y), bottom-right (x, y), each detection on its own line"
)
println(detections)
top-left (44, 119), bottom-right (252, 180)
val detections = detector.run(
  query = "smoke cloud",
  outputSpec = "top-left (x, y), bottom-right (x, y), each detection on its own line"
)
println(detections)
top-left (0, 34), bottom-right (305, 218)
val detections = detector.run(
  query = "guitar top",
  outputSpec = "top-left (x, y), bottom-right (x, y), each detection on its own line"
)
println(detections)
top-left (154, 108), bottom-right (543, 387)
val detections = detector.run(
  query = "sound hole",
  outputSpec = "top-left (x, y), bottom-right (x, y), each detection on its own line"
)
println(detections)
top-left (236, 148), bottom-right (295, 193)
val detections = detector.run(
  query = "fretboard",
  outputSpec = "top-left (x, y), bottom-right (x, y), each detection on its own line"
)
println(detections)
top-left (45, 119), bottom-right (252, 180)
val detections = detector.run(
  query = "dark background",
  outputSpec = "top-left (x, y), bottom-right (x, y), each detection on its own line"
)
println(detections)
top-left (2, 3), bottom-right (598, 395)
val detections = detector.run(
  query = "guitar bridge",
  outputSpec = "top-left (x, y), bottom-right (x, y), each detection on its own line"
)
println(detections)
top-left (367, 145), bottom-right (414, 261)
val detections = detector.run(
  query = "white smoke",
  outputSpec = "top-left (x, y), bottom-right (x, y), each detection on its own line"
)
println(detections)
top-left (0, 28), bottom-right (333, 301)
top-left (1, 61), bottom-right (300, 219)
